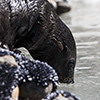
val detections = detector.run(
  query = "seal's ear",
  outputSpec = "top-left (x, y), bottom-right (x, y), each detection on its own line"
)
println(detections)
top-left (11, 86), bottom-right (19, 100)
top-left (50, 35), bottom-right (64, 51)
top-left (56, 41), bottom-right (63, 51)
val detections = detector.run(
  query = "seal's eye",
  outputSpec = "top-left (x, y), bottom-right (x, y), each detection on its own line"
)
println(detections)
top-left (69, 62), bottom-right (75, 67)
top-left (68, 59), bottom-right (75, 68)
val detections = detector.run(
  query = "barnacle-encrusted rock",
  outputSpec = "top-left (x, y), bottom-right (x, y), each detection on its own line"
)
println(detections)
top-left (42, 90), bottom-right (80, 100)
top-left (0, 48), bottom-right (58, 100)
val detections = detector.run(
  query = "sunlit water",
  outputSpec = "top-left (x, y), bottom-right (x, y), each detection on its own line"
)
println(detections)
top-left (19, 1), bottom-right (100, 100)
top-left (59, 0), bottom-right (100, 100)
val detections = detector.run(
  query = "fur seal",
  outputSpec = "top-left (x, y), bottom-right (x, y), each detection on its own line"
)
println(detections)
top-left (0, 0), bottom-right (76, 83)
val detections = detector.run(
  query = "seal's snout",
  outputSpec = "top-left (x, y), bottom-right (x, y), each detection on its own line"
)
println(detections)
top-left (59, 75), bottom-right (74, 84)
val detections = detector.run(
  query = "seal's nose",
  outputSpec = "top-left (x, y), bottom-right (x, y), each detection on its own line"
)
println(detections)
top-left (63, 77), bottom-right (74, 84)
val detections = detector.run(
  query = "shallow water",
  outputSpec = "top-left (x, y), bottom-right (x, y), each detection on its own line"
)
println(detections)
top-left (58, 0), bottom-right (100, 100)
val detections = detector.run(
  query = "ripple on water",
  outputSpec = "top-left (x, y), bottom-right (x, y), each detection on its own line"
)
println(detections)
top-left (79, 56), bottom-right (95, 60)
top-left (76, 37), bottom-right (99, 49)
top-left (76, 41), bottom-right (98, 46)
top-left (88, 76), bottom-right (99, 79)
top-left (77, 45), bottom-right (93, 49)
top-left (74, 32), bottom-right (100, 37)
top-left (76, 66), bottom-right (91, 70)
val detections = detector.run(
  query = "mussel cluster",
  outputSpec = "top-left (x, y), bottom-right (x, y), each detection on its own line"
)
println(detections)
top-left (0, 48), bottom-right (79, 100)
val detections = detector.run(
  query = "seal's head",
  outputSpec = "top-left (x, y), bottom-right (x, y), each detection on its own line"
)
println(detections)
top-left (49, 47), bottom-right (76, 84)
top-left (31, 37), bottom-right (76, 84)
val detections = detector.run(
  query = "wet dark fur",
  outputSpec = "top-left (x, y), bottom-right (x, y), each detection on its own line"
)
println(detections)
top-left (0, 0), bottom-right (76, 83)
top-left (0, 1), bottom-right (11, 48)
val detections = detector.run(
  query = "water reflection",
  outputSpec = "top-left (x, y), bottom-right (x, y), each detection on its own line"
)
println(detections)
top-left (59, 0), bottom-right (100, 100)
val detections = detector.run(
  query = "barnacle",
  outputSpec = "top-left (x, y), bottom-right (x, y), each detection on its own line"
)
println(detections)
top-left (42, 90), bottom-right (80, 100)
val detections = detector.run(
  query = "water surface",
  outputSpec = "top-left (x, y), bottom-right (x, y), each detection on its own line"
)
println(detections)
top-left (59, 1), bottom-right (100, 100)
